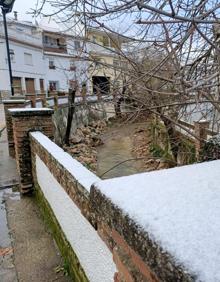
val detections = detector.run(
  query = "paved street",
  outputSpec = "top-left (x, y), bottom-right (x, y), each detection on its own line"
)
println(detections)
top-left (0, 103), bottom-right (18, 281)
top-left (0, 103), bottom-right (71, 282)
top-left (0, 104), bottom-right (18, 188)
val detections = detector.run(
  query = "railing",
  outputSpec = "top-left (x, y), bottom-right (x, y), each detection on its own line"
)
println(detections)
top-left (177, 119), bottom-right (218, 138)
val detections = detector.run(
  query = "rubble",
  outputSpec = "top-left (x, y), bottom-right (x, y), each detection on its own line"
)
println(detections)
top-left (64, 120), bottom-right (107, 173)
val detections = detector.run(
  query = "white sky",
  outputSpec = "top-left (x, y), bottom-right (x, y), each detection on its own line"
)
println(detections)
top-left (12, 0), bottom-right (46, 21)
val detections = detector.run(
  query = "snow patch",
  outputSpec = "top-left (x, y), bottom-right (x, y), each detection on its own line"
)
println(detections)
top-left (46, 99), bottom-right (55, 107)
top-left (9, 108), bottom-right (52, 112)
top-left (36, 156), bottom-right (116, 282)
top-left (57, 97), bottom-right (68, 105)
top-left (35, 101), bottom-right (44, 108)
top-left (96, 161), bottom-right (220, 282)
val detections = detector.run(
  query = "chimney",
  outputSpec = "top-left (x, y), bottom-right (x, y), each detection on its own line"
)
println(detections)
top-left (14, 11), bottom-right (18, 21)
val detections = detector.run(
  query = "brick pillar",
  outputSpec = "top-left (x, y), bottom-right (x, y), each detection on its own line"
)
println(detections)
top-left (9, 108), bottom-right (54, 194)
top-left (54, 95), bottom-right (58, 109)
top-left (25, 94), bottom-right (36, 107)
top-left (3, 99), bottom-right (28, 158)
top-left (194, 120), bottom-right (210, 160)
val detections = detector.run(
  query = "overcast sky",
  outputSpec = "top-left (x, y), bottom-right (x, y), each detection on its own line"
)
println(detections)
top-left (12, 0), bottom-right (45, 21)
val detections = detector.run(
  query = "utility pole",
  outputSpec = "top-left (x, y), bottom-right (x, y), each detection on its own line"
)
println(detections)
top-left (0, 0), bottom-right (16, 96)
top-left (2, 7), bottom-right (14, 96)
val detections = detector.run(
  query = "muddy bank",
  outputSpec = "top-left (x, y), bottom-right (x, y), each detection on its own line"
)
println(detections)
top-left (63, 114), bottom-right (174, 179)
top-left (97, 123), bottom-right (148, 178)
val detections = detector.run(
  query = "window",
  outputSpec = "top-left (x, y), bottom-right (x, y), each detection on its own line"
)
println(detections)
top-left (12, 77), bottom-right (22, 94)
top-left (40, 79), bottom-right (45, 93)
top-left (9, 49), bottom-right (15, 62)
top-left (49, 81), bottom-right (58, 91)
top-left (113, 59), bottom-right (128, 69)
top-left (69, 60), bottom-right (76, 71)
top-left (43, 35), bottom-right (66, 50)
top-left (24, 53), bottom-right (33, 65)
top-left (113, 60), bottom-right (120, 68)
top-left (49, 60), bottom-right (56, 69)
top-left (74, 41), bottom-right (81, 50)
top-left (102, 36), bottom-right (109, 47)
top-left (43, 35), bottom-right (57, 46)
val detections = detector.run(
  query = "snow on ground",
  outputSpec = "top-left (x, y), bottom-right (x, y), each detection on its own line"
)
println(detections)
top-left (31, 132), bottom-right (100, 191)
top-left (36, 156), bottom-right (116, 282)
top-left (96, 160), bottom-right (220, 282)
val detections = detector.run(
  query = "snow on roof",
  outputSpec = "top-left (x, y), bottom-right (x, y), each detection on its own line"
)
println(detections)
top-left (36, 156), bottom-right (116, 281)
top-left (96, 160), bottom-right (220, 282)
top-left (39, 17), bottom-right (61, 33)
top-left (31, 132), bottom-right (100, 191)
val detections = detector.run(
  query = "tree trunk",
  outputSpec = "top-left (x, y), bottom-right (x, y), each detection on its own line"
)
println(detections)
top-left (161, 116), bottom-right (179, 162)
top-left (64, 89), bottom-right (76, 146)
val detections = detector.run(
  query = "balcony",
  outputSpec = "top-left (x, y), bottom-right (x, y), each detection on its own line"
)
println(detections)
top-left (43, 35), bottom-right (67, 54)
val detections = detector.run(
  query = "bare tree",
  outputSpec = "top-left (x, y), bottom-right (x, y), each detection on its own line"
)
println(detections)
top-left (35, 0), bottom-right (220, 162)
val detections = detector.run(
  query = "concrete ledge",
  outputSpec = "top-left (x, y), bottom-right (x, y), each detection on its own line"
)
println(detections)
top-left (9, 108), bottom-right (54, 116)
top-left (35, 155), bottom-right (116, 282)
top-left (3, 99), bottom-right (26, 104)
top-left (30, 131), bottom-right (100, 221)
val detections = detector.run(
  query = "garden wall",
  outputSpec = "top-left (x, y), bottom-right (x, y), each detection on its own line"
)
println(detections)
top-left (6, 107), bottom-right (220, 282)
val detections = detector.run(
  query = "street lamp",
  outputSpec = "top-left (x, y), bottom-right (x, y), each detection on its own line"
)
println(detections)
top-left (0, 0), bottom-right (16, 96)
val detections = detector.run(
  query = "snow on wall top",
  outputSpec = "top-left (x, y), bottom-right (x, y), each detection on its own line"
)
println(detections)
top-left (36, 156), bottom-right (116, 282)
top-left (96, 160), bottom-right (220, 282)
top-left (31, 132), bottom-right (100, 191)
top-left (9, 108), bottom-right (51, 112)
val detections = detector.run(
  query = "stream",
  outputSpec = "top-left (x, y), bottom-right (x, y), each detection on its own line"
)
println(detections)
top-left (97, 123), bottom-right (147, 179)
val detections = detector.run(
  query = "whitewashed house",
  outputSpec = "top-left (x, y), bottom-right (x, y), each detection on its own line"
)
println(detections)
top-left (0, 17), bottom-right (46, 96)
top-left (0, 15), bottom-right (87, 97)
top-left (39, 18), bottom-right (88, 93)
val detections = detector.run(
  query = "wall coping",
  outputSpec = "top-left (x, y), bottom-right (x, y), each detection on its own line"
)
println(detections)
top-left (3, 99), bottom-right (27, 104)
top-left (30, 131), bottom-right (100, 191)
top-left (9, 108), bottom-right (54, 116)
top-left (36, 156), bottom-right (116, 281)
top-left (94, 160), bottom-right (220, 281)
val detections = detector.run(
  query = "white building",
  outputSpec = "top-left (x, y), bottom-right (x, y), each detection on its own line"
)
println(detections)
top-left (0, 18), bottom-right (46, 95)
top-left (0, 15), bottom-right (87, 96)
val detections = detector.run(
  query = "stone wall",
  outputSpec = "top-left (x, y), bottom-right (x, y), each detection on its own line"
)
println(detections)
top-left (90, 186), bottom-right (193, 282)
top-left (3, 99), bottom-right (32, 157)
top-left (30, 132), bottom-right (116, 282)
top-left (30, 132), bottom-right (99, 222)
top-left (9, 109), bottom-right (54, 193)
top-left (53, 101), bottom-right (113, 145)
top-left (6, 106), bottom-right (218, 282)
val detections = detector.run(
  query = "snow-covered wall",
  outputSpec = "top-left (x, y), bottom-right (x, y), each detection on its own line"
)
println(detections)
top-left (23, 106), bottom-right (220, 282)
top-left (92, 161), bottom-right (220, 282)
top-left (30, 131), bottom-right (116, 281)
top-left (52, 100), bottom-right (112, 145)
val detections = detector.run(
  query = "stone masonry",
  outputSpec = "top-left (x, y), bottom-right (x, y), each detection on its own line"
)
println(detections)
top-left (3, 100), bottom-right (31, 158)
top-left (9, 108), bottom-right (54, 194)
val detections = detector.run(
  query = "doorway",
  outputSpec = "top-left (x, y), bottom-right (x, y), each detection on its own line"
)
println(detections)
top-left (92, 76), bottom-right (110, 95)
top-left (12, 77), bottom-right (22, 94)
top-left (25, 78), bottom-right (35, 94)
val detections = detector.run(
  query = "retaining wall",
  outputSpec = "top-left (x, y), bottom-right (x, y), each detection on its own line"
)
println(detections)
top-left (5, 106), bottom-right (220, 282)
top-left (30, 131), bottom-right (115, 282)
